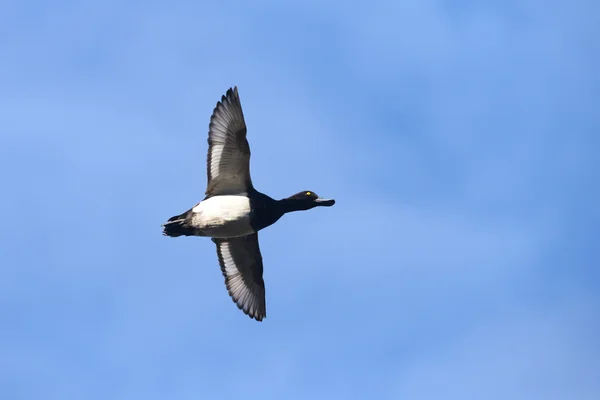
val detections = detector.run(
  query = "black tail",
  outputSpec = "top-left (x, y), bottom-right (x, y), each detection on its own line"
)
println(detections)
top-left (162, 212), bottom-right (194, 237)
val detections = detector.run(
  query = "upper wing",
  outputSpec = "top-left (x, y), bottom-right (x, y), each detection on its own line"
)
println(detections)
top-left (205, 87), bottom-right (253, 197)
top-left (212, 232), bottom-right (266, 321)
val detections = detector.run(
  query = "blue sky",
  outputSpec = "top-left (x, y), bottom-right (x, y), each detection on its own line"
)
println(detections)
top-left (1, 1), bottom-right (599, 399)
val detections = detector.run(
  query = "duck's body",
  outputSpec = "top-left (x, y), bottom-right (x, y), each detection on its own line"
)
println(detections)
top-left (164, 190), bottom-right (285, 239)
top-left (164, 195), bottom-right (254, 238)
top-left (162, 87), bottom-right (335, 321)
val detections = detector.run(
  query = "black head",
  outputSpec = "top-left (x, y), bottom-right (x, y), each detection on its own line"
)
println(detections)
top-left (280, 190), bottom-right (336, 212)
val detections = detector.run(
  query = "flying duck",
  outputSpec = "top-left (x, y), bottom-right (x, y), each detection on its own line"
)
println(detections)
top-left (162, 87), bottom-right (335, 321)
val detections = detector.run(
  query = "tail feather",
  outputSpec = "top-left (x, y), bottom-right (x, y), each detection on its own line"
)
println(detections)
top-left (162, 211), bottom-right (194, 237)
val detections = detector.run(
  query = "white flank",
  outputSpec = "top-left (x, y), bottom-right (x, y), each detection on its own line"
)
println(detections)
top-left (191, 195), bottom-right (253, 238)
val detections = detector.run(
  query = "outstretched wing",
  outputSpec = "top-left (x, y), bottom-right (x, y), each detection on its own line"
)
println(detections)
top-left (205, 87), bottom-right (253, 197)
top-left (212, 232), bottom-right (266, 321)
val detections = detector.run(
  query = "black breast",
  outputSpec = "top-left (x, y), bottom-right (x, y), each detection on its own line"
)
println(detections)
top-left (249, 190), bottom-right (284, 232)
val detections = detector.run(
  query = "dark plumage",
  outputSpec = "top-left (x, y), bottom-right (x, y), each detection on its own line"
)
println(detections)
top-left (162, 87), bottom-right (335, 321)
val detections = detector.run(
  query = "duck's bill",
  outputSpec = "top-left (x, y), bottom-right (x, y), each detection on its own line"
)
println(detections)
top-left (315, 198), bottom-right (335, 206)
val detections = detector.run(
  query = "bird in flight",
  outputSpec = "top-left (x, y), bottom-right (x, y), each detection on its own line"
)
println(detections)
top-left (162, 87), bottom-right (335, 321)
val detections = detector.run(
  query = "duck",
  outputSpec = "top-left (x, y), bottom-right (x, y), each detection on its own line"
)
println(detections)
top-left (162, 87), bottom-right (335, 321)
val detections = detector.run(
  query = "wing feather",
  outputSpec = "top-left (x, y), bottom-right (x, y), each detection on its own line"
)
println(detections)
top-left (212, 233), bottom-right (266, 321)
top-left (206, 87), bottom-right (253, 197)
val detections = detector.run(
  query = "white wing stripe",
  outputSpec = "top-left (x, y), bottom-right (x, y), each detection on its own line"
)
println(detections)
top-left (210, 144), bottom-right (224, 179)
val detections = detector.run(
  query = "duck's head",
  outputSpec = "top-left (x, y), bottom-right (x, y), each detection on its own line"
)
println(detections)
top-left (281, 190), bottom-right (336, 212)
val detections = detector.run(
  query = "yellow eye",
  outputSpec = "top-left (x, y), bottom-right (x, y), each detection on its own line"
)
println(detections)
top-left (306, 191), bottom-right (312, 196)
